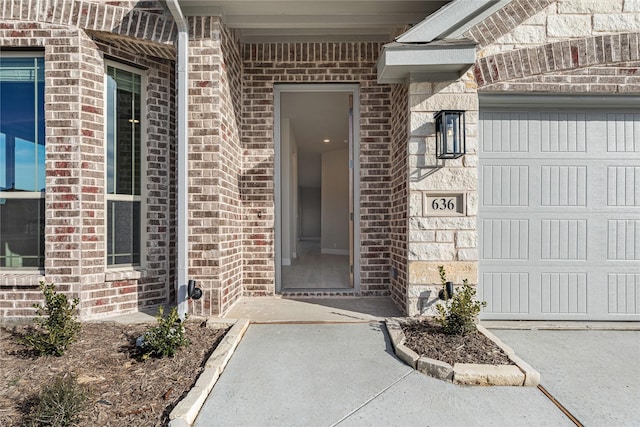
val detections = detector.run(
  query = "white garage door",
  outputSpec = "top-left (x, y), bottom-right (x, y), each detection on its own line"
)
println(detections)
top-left (479, 101), bottom-right (640, 321)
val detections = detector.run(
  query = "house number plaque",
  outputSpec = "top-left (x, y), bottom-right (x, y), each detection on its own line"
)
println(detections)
top-left (424, 193), bottom-right (465, 216)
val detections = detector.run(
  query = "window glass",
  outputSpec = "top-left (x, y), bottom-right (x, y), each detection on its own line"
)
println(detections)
top-left (0, 56), bottom-right (45, 269)
top-left (106, 65), bottom-right (142, 266)
top-left (0, 58), bottom-right (45, 192)
top-left (106, 67), bottom-right (141, 196)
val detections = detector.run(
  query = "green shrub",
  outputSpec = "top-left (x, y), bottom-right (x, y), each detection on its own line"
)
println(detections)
top-left (20, 282), bottom-right (81, 356)
top-left (435, 267), bottom-right (487, 336)
top-left (27, 374), bottom-right (87, 427)
top-left (140, 306), bottom-right (190, 359)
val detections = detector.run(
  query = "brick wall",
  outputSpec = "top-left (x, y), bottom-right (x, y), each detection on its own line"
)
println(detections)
top-left (0, 0), bottom-right (176, 319)
top-left (389, 84), bottom-right (409, 312)
top-left (241, 42), bottom-right (393, 297)
top-left (217, 23), bottom-right (244, 314)
top-left (186, 17), bottom-right (244, 317)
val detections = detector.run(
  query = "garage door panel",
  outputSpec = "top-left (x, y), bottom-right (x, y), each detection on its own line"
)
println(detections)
top-left (540, 219), bottom-right (587, 260)
top-left (541, 112), bottom-right (587, 153)
top-left (608, 219), bottom-right (640, 260)
top-left (608, 274), bottom-right (640, 315)
top-left (481, 165), bottom-right (529, 206)
top-left (481, 219), bottom-right (529, 260)
top-left (540, 272), bottom-right (588, 314)
top-left (480, 107), bottom-right (640, 320)
top-left (541, 165), bottom-right (587, 206)
top-left (607, 113), bottom-right (640, 153)
top-left (481, 111), bottom-right (531, 152)
top-left (608, 166), bottom-right (640, 206)
top-left (480, 272), bottom-right (529, 314)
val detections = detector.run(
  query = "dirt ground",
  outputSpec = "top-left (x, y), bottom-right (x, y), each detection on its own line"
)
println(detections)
top-left (0, 320), bottom-right (227, 427)
top-left (401, 318), bottom-right (514, 366)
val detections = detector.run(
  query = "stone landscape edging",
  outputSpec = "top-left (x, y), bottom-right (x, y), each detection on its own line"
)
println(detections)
top-left (168, 318), bottom-right (250, 427)
top-left (384, 318), bottom-right (540, 387)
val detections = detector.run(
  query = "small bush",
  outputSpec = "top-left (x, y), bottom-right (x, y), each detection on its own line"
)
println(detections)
top-left (20, 282), bottom-right (81, 356)
top-left (435, 267), bottom-right (487, 336)
top-left (140, 306), bottom-right (190, 359)
top-left (27, 374), bottom-right (87, 427)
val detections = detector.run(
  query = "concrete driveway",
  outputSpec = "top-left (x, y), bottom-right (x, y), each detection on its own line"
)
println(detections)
top-left (191, 298), bottom-right (639, 426)
top-left (490, 328), bottom-right (640, 427)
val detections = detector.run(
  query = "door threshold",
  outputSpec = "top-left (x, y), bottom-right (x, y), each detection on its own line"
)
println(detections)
top-left (281, 289), bottom-right (357, 297)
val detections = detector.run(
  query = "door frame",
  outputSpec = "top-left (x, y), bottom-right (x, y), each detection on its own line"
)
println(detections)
top-left (274, 83), bottom-right (361, 293)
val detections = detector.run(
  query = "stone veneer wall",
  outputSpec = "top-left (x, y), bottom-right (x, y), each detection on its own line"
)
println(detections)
top-left (0, 0), bottom-right (176, 319)
top-left (185, 17), bottom-right (244, 317)
top-left (241, 42), bottom-right (393, 297)
top-left (406, 74), bottom-right (480, 316)
top-left (389, 84), bottom-right (409, 312)
top-left (405, 0), bottom-right (640, 316)
top-left (467, 0), bottom-right (640, 93)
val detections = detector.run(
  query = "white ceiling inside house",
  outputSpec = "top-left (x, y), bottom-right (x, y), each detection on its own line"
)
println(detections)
top-left (177, 0), bottom-right (451, 42)
top-left (281, 91), bottom-right (351, 187)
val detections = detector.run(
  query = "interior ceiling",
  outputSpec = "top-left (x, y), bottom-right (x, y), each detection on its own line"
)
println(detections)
top-left (281, 92), bottom-right (351, 187)
top-left (178, 0), bottom-right (451, 42)
top-left (281, 92), bottom-right (351, 155)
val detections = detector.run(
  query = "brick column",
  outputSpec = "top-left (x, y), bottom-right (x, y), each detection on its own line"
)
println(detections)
top-left (186, 17), bottom-right (244, 317)
top-left (45, 30), bottom-right (106, 318)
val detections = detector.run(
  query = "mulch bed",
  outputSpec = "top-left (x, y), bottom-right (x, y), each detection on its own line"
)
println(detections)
top-left (0, 320), bottom-right (227, 426)
top-left (401, 318), bottom-right (513, 367)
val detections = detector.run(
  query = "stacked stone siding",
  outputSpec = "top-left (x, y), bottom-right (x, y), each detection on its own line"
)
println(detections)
top-left (464, 0), bottom-right (555, 48)
top-left (469, 0), bottom-right (640, 94)
top-left (405, 75), bottom-right (479, 316)
top-left (0, 0), bottom-right (175, 319)
top-left (241, 42), bottom-right (393, 297)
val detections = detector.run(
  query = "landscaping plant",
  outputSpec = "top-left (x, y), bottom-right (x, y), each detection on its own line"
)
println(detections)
top-left (20, 282), bottom-right (81, 356)
top-left (140, 306), bottom-right (190, 359)
top-left (435, 267), bottom-right (487, 336)
top-left (27, 374), bottom-right (88, 427)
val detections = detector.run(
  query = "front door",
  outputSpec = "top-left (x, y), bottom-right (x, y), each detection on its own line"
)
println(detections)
top-left (275, 84), bottom-right (360, 293)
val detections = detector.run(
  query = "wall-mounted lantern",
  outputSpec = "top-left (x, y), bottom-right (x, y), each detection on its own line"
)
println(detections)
top-left (435, 110), bottom-right (466, 159)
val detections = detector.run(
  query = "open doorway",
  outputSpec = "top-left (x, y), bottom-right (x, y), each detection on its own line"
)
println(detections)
top-left (275, 84), bottom-right (360, 293)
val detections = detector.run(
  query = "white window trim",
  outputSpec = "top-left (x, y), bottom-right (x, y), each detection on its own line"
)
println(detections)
top-left (104, 60), bottom-right (148, 270)
top-left (0, 52), bottom-right (45, 272)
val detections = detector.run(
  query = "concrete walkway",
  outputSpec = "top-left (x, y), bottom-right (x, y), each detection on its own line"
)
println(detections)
top-left (194, 322), bottom-right (571, 427)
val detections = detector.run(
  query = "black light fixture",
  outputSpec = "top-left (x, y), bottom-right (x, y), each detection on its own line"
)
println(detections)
top-left (435, 110), bottom-right (466, 159)
top-left (187, 279), bottom-right (202, 300)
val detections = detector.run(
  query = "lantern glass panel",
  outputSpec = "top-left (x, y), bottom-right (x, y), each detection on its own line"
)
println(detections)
top-left (435, 110), bottom-right (465, 159)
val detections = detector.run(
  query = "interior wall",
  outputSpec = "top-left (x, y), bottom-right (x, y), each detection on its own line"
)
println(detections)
top-left (281, 118), bottom-right (292, 264)
top-left (299, 187), bottom-right (321, 239)
top-left (280, 118), bottom-right (298, 265)
top-left (321, 148), bottom-right (349, 254)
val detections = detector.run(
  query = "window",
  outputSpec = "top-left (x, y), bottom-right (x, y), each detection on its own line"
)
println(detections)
top-left (0, 55), bottom-right (45, 269)
top-left (106, 65), bottom-right (143, 266)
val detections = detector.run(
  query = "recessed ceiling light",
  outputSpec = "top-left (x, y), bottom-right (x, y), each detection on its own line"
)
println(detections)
top-left (322, 139), bottom-right (331, 144)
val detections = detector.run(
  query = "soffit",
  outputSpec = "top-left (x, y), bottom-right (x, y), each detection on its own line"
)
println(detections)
top-left (176, 0), bottom-right (451, 42)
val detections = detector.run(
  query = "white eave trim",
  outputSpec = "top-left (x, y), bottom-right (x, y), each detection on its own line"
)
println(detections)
top-left (397, 0), bottom-right (512, 43)
top-left (377, 40), bottom-right (477, 84)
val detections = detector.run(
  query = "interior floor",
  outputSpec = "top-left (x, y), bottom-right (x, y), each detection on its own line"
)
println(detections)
top-left (282, 240), bottom-right (351, 290)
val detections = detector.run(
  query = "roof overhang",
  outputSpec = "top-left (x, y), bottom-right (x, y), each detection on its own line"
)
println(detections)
top-left (376, 39), bottom-right (476, 84)
top-left (172, 0), bottom-right (451, 43)
top-left (376, 0), bottom-right (512, 83)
